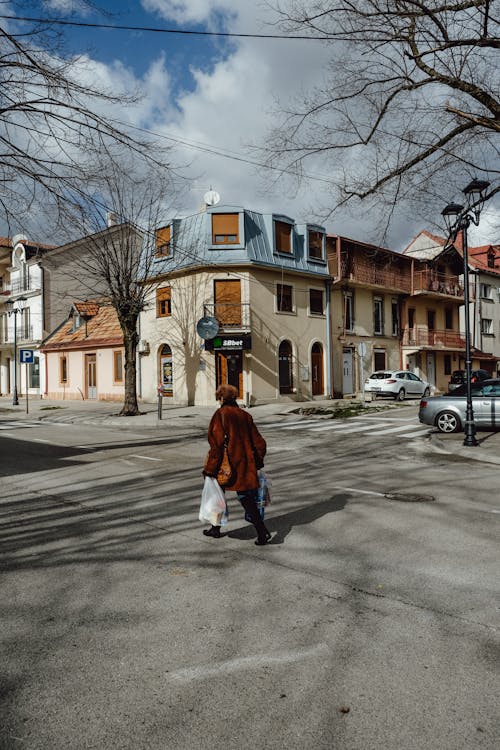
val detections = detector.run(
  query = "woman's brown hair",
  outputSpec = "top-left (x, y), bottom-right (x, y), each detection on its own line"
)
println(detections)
top-left (216, 384), bottom-right (238, 403)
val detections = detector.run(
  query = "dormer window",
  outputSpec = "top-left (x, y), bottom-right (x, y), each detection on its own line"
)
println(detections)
top-left (155, 225), bottom-right (171, 257)
top-left (308, 228), bottom-right (325, 261)
top-left (212, 213), bottom-right (239, 245)
top-left (72, 313), bottom-right (82, 332)
top-left (488, 251), bottom-right (495, 269)
top-left (274, 219), bottom-right (293, 254)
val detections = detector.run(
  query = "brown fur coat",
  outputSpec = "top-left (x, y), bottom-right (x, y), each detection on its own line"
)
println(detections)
top-left (203, 404), bottom-right (266, 491)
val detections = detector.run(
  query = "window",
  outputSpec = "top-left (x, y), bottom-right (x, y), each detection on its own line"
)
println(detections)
top-left (427, 310), bottom-right (436, 330)
top-left (276, 283), bottom-right (293, 313)
top-left (480, 283), bottom-right (492, 299)
top-left (374, 297), bottom-right (384, 335)
top-left (308, 229), bottom-right (324, 260)
top-left (274, 220), bottom-right (292, 254)
top-left (445, 307), bottom-right (453, 329)
top-left (214, 279), bottom-right (242, 326)
top-left (59, 355), bottom-right (68, 384)
top-left (344, 291), bottom-right (354, 332)
top-left (488, 252), bottom-right (495, 269)
top-left (155, 225), bottom-right (171, 256)
top-left (113, 350), bottom-right (124, 382)
top-left (481, 318), bottom-right (493, 335)
top-left (29, 356), bottom-right (40, 388)
top-left (408, 307), bottom-right (415, 329)
top-left (309, 289), bottom-right (324, 315)
top-left (212, 213), bottom-right (239, 245)
top-left (374, 349), bottom-right (386, 371)
top-left (156, 287), bottom-right (171, 317)
top-left (444, 354), bottom-right (451, 375)
top-left (391, 299), bottom-right (399, 337)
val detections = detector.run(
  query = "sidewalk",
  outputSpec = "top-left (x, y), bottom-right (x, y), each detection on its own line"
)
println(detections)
top-left (1, 394), bottom-right (499, 464)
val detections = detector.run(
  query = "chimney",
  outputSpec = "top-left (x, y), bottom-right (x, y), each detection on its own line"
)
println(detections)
top-left (106, 212), bottom-right (118, 227)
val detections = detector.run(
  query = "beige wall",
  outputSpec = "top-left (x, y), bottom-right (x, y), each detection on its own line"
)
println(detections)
top-left (139, 267), bottom-right (329, 405)
top-left (331, 287), bottom-right (401, 395)
top-left (45, 348), bottom-right (125, 401)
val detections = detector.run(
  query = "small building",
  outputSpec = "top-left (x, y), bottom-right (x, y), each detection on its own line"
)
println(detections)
top-left (41, 301), bottom-right (125, 401)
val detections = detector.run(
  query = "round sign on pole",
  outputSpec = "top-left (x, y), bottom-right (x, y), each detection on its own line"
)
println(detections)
top-left (358, 342), bottom-right (367, 357)
top-left (196, 316), bottom-right (219, 339)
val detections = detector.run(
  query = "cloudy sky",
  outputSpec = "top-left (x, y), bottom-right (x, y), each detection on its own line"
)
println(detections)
top-left (4, 0), bottom-right (497, 249)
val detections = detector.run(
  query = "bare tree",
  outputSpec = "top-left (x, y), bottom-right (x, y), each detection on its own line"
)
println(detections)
top-left (42, 166), bottom-right (179, 416)
top-left (265, 1), bottom-right (499, 229)
top-left (0, 4), bottom-right (171, 235)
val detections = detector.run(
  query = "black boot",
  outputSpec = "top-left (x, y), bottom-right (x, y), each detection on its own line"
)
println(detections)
top-left (203, 525), bottom-right (221, 538)
top-left (240, 497), bottom-right (271, 545)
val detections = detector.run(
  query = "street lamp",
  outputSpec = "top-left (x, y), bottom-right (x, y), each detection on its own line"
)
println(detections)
top-left (442, 178), bottom-right (491, 447)
top-left (5, 297), bottom-right (27, 406)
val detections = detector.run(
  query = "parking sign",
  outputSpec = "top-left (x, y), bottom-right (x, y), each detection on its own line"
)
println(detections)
top-left (19, 349), bottom-right (34, 364)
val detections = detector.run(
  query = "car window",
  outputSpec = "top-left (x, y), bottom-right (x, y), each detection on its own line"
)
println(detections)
top-left (396, 373), bottom-right (405, 379)
top-left (407, 373), bottom-right (420, 381)
top-left (369, 372), bottom-right (391, 379)
top-left (482, 383), bottom-right (500, 396)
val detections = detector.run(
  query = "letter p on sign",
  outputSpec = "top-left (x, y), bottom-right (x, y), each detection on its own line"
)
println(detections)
top-left (19, 349), bottom-right (34, 364)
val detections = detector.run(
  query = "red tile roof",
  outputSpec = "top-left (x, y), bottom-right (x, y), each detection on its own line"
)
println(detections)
top-left (42, 302), bottom-right (123, 351)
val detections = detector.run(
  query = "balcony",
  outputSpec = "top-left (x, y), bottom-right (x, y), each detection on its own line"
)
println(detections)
top-left (203, 302), bottom-right (251, 331)
top-left (340, 258), bottom-right (411, 293)
top-left (402, 327), bottom-right (465, 349)
top-left (0, 325), bottom-right (34, 344)
top-left (412, 271), bottom-right (469, 299)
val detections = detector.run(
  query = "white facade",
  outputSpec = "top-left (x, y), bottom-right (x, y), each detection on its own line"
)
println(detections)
top-left (0, 236), bottom-right (47, 397)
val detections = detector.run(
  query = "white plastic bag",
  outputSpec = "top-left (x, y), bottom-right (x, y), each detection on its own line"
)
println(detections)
top-left (199, 476), bottom-right (228, 526)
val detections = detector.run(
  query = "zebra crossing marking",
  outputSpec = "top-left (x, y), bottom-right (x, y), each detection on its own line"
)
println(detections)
top-left (263, 416), bottom-right (430, 440)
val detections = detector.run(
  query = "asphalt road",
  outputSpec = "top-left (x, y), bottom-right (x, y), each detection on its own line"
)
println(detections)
top-left (1, 407), bottom-right (499, 750)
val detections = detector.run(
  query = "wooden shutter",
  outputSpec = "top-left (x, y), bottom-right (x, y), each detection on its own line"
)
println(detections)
top-left (156, 226), bottom-right (171, 256)
top-left (156, 286), bottom-right (171, 317)
top-left (214, 280), bottom-right (241, 325)
top-left (212, 214), bottom-right (239, 244)
top-left (275, 221), bottom-right (292, 253)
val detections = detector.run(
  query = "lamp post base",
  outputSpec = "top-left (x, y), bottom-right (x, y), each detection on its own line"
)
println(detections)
top-left (463, 425), bottom-right (478, 447)
top-left (12, 388), bottom-right (19, 406)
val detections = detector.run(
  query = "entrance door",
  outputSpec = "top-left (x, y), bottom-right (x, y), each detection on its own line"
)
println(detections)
top-left (311, 343), bottom-right (324, 396)
top-left (85, 354), bottom-right (97, 399)
top-left (342, 349), bottom-right (353, 395)
top-left (215, 351), bottom-right (243, 398)
top-left (278, 340), bottom-right (293, 394)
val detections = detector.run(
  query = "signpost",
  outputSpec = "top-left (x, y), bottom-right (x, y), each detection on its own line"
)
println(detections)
top-left (19, 349), bottom-right (34, 414)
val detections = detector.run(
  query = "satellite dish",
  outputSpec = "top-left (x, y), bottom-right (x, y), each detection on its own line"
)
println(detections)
top-left (204, 190), bottom-right (220, 206)
top-left (196, 316), bottom-right (219, 339)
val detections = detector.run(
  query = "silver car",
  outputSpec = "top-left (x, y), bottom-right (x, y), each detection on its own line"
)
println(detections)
top-left (419, 379), bottom-right (500, 433)
top-left (364, 370), bottom-right (431, 401)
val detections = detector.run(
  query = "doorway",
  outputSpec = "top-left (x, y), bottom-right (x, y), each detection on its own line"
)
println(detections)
top-left (311, 342), bottom-right (324, 396)
top-left (278, 340), bottom-right (293, 394)
top-left (215, 351), bottom-right (243, 398)
top-left (342, 349), bottom-right (354, 395)
top-left (85, 354), bottom-right (97, 399)
top-left (426, 352), bottom-right (436, 387)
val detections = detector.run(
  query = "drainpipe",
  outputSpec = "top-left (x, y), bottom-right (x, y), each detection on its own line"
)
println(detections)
top-left (137, 314), bottom-right (142, 399)
top-left (325, 278), bottom-right (333, 397)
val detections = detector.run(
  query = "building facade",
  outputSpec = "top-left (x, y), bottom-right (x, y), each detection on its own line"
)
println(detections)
top-left (138, 205), bottom-right (332, 405)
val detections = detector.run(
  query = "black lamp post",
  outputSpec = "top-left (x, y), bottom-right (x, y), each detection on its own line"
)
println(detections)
top-left (5, 297), bottom-right (27, 406)
top-left (442, 178), bottom-right (490, 447)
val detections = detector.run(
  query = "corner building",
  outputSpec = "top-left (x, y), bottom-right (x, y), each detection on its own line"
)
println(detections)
top-left (138, 205), bottom-right (332, 406)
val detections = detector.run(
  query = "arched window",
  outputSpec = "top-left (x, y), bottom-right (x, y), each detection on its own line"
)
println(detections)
top-left (159, 344), bottom-right (173, 397)
top-left (278, 340), bottom-right (293, 394)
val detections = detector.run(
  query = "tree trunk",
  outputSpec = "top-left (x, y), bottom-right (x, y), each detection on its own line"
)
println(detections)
top-left (120, 322), bottom-right (140, 416)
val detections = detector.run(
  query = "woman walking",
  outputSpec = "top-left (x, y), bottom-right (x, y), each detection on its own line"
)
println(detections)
top-left (203, 384), bottom-right (271, 545)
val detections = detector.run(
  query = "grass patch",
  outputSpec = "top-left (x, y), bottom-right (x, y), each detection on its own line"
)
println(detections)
top-left (291, 402), bottom-right (401, 419)
top-left (40, 406), bottom-right (66, 411)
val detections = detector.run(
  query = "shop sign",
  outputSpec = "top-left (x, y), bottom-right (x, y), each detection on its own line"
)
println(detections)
top-left (205, 335), bottom-right (252, 351)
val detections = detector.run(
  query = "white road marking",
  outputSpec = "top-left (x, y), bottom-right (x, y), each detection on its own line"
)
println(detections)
top-left (363, 424), bottom-right (426, 436)
top-left (309, 421), bottom-right (391, 434)
top-left (129, 454), bottom-right (162, 461)
top-left (170, 643), bottom-right (329, 682)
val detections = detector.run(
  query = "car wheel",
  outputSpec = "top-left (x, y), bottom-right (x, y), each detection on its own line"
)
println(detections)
top-left (396, 388), bottom-right (405, 401)
top-left (423, 387), bottom-right (430, 397)
top-left (436, 411), bottom-right (461, 433)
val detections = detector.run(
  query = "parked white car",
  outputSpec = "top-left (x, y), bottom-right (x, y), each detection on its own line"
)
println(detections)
top-left (364, 370), bottom-right (431, 401)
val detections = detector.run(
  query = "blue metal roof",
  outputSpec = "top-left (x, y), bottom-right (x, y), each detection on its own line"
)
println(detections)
top-left (146, 205), bottom-right (330, 279)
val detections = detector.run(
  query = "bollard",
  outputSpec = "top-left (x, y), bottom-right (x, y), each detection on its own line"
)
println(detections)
top-left (157, 384), bottom-right (163, 420)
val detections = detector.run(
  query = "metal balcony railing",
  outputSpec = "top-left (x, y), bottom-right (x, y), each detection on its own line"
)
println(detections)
top-left (340, 258), bottom-right (411, 293)
top-left (0, 325), bottom-right (34, 344)
top-left (10, 279), bottom-right (34, 294)
top-left (402, 327), bottom-right (465, 348)
top-left (203, 302), bottom-right (251, 330)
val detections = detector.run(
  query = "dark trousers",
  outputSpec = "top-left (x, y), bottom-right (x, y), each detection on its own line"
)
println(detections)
top-left (237, 489), bottom-right (269, 538)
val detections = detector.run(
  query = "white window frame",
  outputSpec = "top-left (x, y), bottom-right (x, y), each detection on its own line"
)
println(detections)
top-left (374, 296), bottom-right (384, 335)
top-left (480, 283), bottom-right (493, 299)
top-left (480, 318), bottom-right (493, 335)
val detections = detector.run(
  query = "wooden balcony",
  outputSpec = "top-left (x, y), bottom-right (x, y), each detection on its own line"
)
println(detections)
top-left (340, 258), bottom-right (411, 293)
top-left (412, 270), bottom-right (470, 299)
top-left (402, 327), bottom-right (465, 349)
